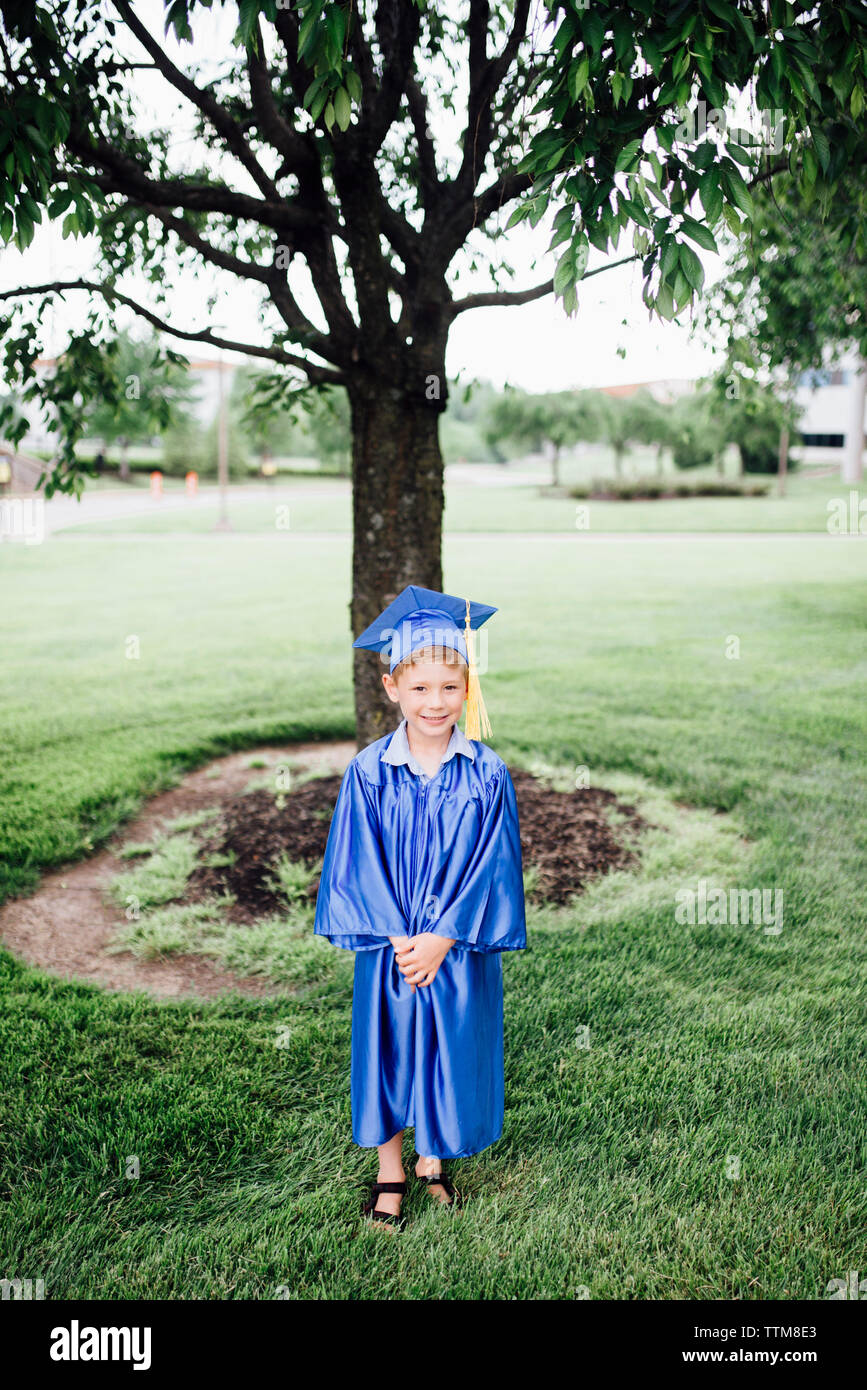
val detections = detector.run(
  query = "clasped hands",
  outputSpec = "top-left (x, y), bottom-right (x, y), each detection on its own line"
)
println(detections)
top-left (389, 933), bottom-right (455, 991)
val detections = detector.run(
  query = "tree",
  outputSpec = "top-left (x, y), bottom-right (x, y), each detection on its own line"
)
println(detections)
top-left (83, 327), bottom-right (198, 479)
top-left (623, 388), bottom-right (678, 474)
top-left (698, 165), bottom-right (867, 482)
top-left (597, 392), bottom-right (652, 477)
top-left (485, 386), bottom-right (601, 486)
top-left (1, 1), bottom-right (866, 740)
top-left (706, 370), bottom-right (803, 476)
top-left (668, 387), bottom-right (728, 470)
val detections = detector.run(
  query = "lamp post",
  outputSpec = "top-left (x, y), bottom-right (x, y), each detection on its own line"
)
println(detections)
top-left (213, 352), bottom-right (232, 531)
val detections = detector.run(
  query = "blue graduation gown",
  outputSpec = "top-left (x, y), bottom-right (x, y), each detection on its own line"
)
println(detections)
top-left (313, 727), bottom-right (527, 1158)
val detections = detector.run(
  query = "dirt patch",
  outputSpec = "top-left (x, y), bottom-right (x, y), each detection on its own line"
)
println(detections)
top-left (187, 768), bottom-right (647, 921)
top-left (0, 742), bottom-right (648, 1000)
top-left (0, 742), bottom-right (354, 1001)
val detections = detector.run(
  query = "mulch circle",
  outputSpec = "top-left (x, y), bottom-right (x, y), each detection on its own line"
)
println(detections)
top-left (187, 769), bottom-right (649, 922)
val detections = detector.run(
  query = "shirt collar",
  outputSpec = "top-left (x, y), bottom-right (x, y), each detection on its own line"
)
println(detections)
top-left (381, 716), bottom-right (475, 778)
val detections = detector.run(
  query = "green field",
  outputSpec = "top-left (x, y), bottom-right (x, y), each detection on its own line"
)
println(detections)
top-left (1, 521), bottom-right (866, 1298)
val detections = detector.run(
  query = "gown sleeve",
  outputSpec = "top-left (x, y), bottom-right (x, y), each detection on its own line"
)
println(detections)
top-left (425, 762), bottom-right (527, 953)
top-left (313, 758), bottom-right (409, 951)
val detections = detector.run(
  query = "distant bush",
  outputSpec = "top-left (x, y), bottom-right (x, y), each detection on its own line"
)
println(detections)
top-left (738, 438), bottom-right (787, 474)
top-left (569, 478), bottom-right (771, 501)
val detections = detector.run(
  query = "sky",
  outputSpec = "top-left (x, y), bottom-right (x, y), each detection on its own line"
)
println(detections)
top-left (0, 0), bottom-right (727, 400)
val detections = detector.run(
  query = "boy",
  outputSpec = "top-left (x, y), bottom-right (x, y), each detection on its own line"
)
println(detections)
top-left (313, 584), bottom-right (527, 1231)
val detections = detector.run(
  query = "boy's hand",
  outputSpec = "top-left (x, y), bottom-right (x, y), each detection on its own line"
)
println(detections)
top-left (392, 933), bottom-right (455, 991)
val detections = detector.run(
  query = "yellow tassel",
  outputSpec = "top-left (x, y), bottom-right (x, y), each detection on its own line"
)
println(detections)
top-left (463, 597), bottom-right (492, 741)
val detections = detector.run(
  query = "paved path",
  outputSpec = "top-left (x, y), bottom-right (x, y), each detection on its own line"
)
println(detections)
top-left (47, 528), bottom-right (862, 542)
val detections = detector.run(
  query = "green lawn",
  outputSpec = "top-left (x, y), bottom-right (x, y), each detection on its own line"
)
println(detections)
top-left (57, 469), bottom-right (852, 534)
top-left (1, 530), bottom-right (865, 1298)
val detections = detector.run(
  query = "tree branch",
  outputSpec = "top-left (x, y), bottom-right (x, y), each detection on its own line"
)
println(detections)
top-left (125, 201), bottom-right (349, 366)
top-left (111, 0), bottom-right (282, 204)
top-left (365, 0), bottom-right (422, 155)
top-left (66, 131), bottom-right (323, 235)
top-left (0, 282), bottom-right (346, 384)
top-left (454, 0), bottom-right (532, 202)
top-left (447, 254), bottom-right (641, 319)
top-left (247, 19), bottom-right (320, 181)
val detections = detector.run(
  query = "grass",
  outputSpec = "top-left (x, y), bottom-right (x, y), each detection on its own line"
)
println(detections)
top-left (0, 526), bottom-right (865, 1298)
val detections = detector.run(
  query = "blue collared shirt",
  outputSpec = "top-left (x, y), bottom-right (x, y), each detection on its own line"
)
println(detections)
top-left (380, 716), bottom-right (476, 783)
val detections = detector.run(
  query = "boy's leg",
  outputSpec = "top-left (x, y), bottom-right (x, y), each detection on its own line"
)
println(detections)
top-left (415, 1152), bottom-right (454, 1203)
top-left (372, 1130), bottom-right (406, 1219)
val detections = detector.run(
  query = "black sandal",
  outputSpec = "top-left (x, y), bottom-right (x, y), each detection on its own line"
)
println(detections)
top-left (361, 1179), bottom-right (408, 1231)
top-left (413, 1152), bottom-right (463, 1209)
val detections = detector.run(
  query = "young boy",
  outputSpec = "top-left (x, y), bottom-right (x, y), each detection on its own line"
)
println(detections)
top-left (313, 584), bottom-right (527, 1231)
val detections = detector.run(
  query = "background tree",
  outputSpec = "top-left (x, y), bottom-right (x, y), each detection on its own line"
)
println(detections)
top-left (485, 387), bottom-right (602, 486)
top-left (230, 362), bottom-right (300, 468)
top-left (1, 0), bottom-right (866, 738)
top-left (668, 387), bottom-right (728, 471)
top-left (597, 392), bottom-right (652, 478)
top-left (622, 388), bottom-right (677, 475)
top-left (83, 327), bottom-right (198, 479)
top-left (698, 165), bottom-right (867, 482)
top-left (706, 369), bottom-right (803, 477)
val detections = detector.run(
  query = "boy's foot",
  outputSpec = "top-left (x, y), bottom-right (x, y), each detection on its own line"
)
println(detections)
top-left (414, 1155), bottom-right (459, 1205)
top-left (367, 1172), bottom-right (405, 1230)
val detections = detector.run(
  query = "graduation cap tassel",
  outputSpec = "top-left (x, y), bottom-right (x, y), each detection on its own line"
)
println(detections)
top-left (463, 597), bottom-right (492, 741)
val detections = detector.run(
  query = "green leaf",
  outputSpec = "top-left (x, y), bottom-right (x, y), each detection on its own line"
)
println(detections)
top-left (678, 242), bottom-right (705, 294)
top-left (654, 282), bottom-right (676, 320)
top-left (699, 169), bottom-right (723, 225)
top-left (811, 127), bottom-right (830, 174)
top-left (582, 11), bottom-right (605, 53)
top-left (568, 56), bottom-right (590, 101)
top-left (345, 69), bottom-right (363, 103)
top-left (333, 87), bottom-right (351, 132)
top-left (615, 139), bottom-right (642, 173)
top-left (643, 36), bottom-right (662, 73)
top-left (553, 250), bottom-right (575, 297)
top-left (547, 217), bottom-right (574, 252)
top-left (673, 265), bottom-right (692, 310)
top-left (722, 162), bottom-right (754, 218)
top-left (23, 124), bottom-right (50, 158)
top-left (800, 144), bottom-right (817, 193)
top-left (680, 216), bottom-right (718, 253)
top-left (660, 237), bottom-right (679, 283)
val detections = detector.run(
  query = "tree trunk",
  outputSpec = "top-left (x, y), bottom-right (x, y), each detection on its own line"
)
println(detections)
top-left (349, 376), bottom-right (446, 748)
top-left (119, 437), bottom-right (130, 481)
top-left (656, 444), bottom-right (665, 476)
top-left (552, 444), bottom-right (560, 488)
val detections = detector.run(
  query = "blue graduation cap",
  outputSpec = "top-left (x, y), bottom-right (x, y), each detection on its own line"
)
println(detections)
top-left (353, 584), bottom-right (497, 739)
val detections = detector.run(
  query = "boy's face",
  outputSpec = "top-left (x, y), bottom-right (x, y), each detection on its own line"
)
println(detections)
top-left (382, 657), bottom-right (467, 742)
